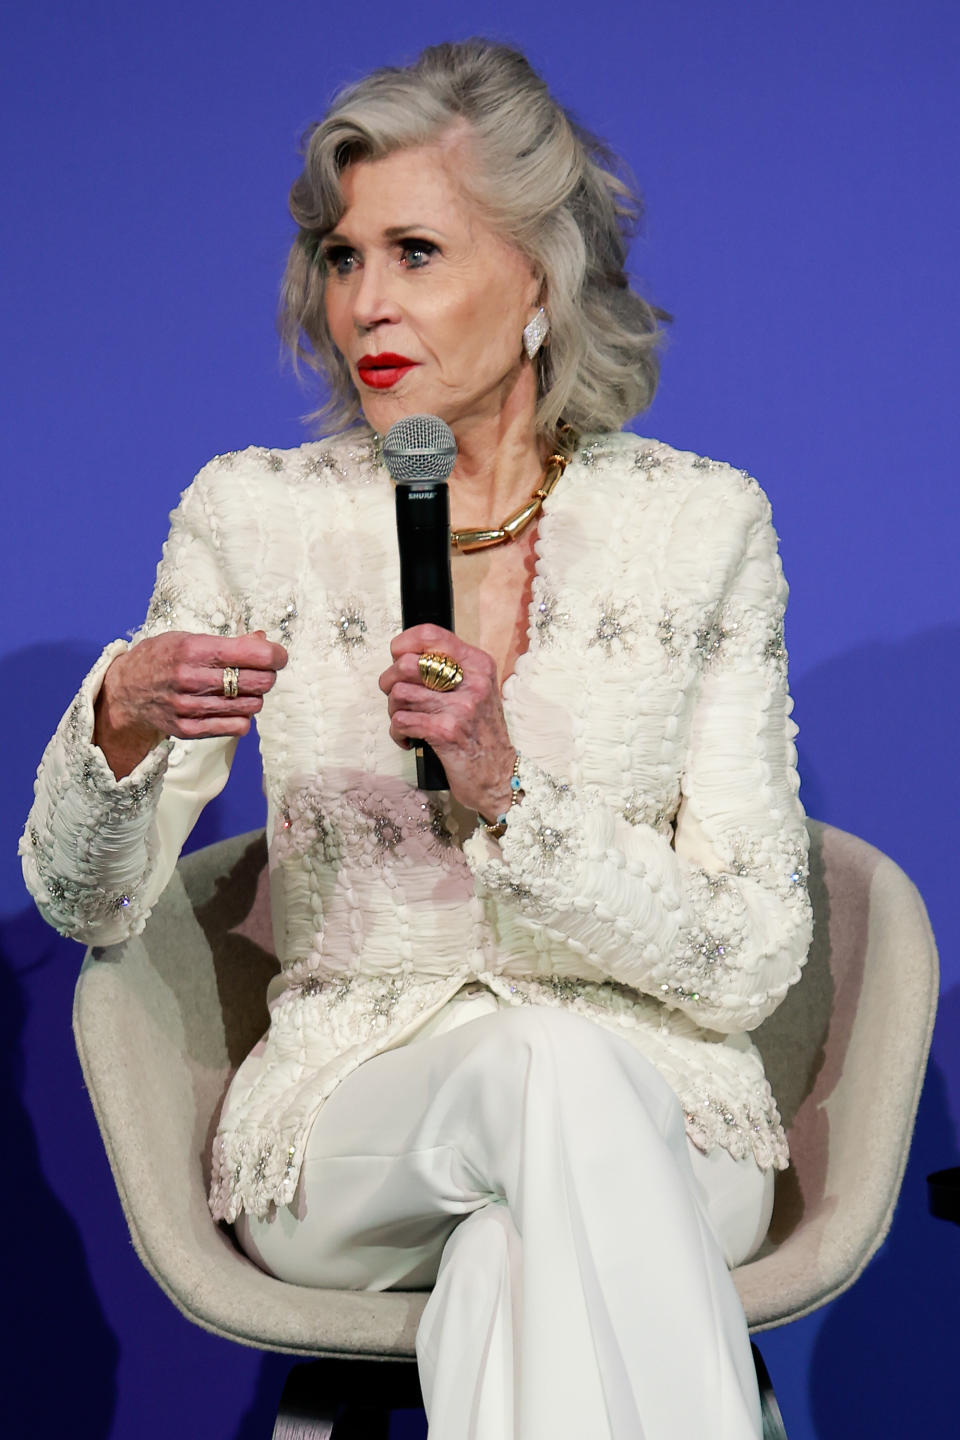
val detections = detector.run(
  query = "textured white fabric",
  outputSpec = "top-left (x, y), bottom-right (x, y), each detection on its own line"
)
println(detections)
top-left (236, 1005), bottom-right (767, 1439)
top-left (20, 427), bottom-right (812, 1224)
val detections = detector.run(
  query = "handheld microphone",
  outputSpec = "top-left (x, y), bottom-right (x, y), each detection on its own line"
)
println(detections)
top-left (383, 415), bottom-right (458, 790)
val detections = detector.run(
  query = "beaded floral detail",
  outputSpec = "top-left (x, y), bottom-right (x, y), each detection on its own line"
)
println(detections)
top-left (274, 788), bottom-right (342, 866)
top-left (332, 603), bottom-right (368, 652)
top-left (301, 449), bottom-right (339, 479)
top-left (694, 610), bottom-right (732, 665)
top-left (621, 790), bottom-right (678, 834)
top-left (589, 600), bottom-right (636, 655)
top-left (763, 617), bottom-right (788, 672)
top-left (683, 1084), bottom-right (788, 1170)
top-left (32, 858), bottom-right (134, 930)
top-left (368, 809), bottom-right (403, 853)
top-left (418, 798), bottom-right (454, 850)
top-left (667, 867), bottom-right (746, 1002)
top-left (657, 610), bottom-right (683, 658)
top-left (533, 590), bottom-right (570, 643)
top-left (243, 594), bottom-right (300, 644)
top-left (736, 468), bottom-right (764, 501)
top-left (143, 577), bottom-right (183, 631)
top-left (143, 576), bottom-right (236, 636)
top-left (276, 780), bottom-right (457, 872)
top-left (722, 829), bottom-right (810, 901)
top-left (633, 448), bottom-right (665, 473)
top-left (574, 440), bottom-right (605, 468)
top-left (536, 823), bottom-right (566, 855)
top-left (276, 601), bottom-right (298, 643)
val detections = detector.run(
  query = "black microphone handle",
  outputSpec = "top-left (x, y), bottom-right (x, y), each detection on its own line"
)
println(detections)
top-left (395, 479), bottom-right (455, 790)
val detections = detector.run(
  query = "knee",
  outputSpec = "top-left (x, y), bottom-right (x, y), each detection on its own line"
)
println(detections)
top-left (435, 1203), bottom-right (517, 1287)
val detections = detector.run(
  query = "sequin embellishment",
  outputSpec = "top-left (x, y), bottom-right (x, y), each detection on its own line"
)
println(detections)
top-left (534, 591), bottom-right (570, 642)
top-left (590, 602), bottom-right (635, 655)
top-left (335, 607), bottom-right (367, 650)
top-left (694, 613), bottom-right (730, 663)
top-left (634, 449), bottom-right (664, 473)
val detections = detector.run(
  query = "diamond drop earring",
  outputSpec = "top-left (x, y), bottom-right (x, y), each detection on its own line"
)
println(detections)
top-left (522, 307), bottom-right (550, 360)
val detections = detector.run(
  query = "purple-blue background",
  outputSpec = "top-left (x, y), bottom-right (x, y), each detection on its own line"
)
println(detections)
top-left (3, 2), bottom-right (957, 1435)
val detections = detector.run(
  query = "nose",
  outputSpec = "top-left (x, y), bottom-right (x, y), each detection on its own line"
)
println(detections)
top-left (350, 257), bottom-right (401, 332)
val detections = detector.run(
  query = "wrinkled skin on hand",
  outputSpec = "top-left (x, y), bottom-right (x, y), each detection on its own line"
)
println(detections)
top-left (94, 630), bottom-right (287, 779)
top-left (379, 623), bottom-right (516, 820)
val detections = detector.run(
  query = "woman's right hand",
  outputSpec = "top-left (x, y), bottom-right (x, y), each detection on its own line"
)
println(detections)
top-left (93, 630), bottom-right (288, 779)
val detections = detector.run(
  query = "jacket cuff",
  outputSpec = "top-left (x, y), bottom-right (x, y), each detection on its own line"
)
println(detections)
top-left (20, 641), bottom-right (173, 938)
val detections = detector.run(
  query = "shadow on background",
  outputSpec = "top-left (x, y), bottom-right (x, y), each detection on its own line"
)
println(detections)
top-left (2, 643), bottom-right (122, 1434)
top-left (792, 625), bottom-right (959, 1120)
top-left (809, 1057), bottom-right (960, 1434)
top-left (0, 906), bottom-right (120, 1438)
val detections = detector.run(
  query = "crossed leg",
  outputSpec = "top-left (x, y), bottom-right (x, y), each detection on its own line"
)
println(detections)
top-left (236, 1006), bottom-right (765, 1439)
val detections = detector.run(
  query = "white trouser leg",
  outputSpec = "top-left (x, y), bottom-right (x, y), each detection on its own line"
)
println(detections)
top-left (236, 1007), bottom-right (763, 1439)
top-left (416, 1203), bottom-right (523, 1440)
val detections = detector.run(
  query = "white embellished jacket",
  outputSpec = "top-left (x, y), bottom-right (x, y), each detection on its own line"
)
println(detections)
top-left (21, 428), bottom-right (812, 1223)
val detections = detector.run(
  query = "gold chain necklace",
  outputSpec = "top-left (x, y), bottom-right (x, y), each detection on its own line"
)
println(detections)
top-left (450, 447), bottom-right (570, 553)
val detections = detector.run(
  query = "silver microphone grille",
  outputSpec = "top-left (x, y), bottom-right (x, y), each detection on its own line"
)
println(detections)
top-left (382, 415), bottom-right (457, 482)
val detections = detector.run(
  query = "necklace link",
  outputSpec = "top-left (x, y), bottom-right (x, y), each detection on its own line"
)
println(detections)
top-left (451, 448), bottom-right (570, 554)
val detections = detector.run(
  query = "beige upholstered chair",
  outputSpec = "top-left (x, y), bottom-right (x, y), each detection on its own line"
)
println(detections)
top-left (73, 820), bottom-right (938, 1435)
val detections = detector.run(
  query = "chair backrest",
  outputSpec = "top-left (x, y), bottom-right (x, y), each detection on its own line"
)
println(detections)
top-left (74, 818), bottom-right (938, 1341)
top-left (740, 819), bottom-right (938, 1326)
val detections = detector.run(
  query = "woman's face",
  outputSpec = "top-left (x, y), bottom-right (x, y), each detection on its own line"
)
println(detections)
top-left (322, 141), bottom-right (541, 439)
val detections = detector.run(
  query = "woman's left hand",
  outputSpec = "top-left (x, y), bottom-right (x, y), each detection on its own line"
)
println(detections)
top-left (379, 624), bottom-right (516, 819)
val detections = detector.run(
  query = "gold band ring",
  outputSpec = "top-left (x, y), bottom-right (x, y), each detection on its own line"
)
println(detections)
top-left (222, 666), bottom-right (240, 700)
top-left (418, 652), bottom-right (464, 693)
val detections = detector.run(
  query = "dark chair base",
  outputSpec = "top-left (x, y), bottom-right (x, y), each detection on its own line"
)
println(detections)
top-left (753, 1343), bottom-right (789, 1440)
top-left (272, 1348), bottom-right (787, 1438)
top-left (272, 1358), bottom-right (421, 1440)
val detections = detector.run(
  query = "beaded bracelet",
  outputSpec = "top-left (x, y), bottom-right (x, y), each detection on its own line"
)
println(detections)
top-left (479, 753), bottom-right (524, 840)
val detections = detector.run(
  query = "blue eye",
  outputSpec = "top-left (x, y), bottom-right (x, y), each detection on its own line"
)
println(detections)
top-left (401, 239), bottom-right (437, 269)
top-left (321, 245), bottom-right (358, 276)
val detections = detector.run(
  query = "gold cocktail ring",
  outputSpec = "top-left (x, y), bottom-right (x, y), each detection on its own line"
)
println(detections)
top-left (222, 666), bottom-right (240, 700)
top-left (418, 652), bottom-right (464, 692)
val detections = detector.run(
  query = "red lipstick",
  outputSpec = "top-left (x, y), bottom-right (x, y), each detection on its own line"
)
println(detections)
top-left (356, 353), bottom-right (419, 390)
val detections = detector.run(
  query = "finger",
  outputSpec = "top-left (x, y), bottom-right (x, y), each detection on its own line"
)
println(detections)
top-left (379, 653), bottom-right (433, 694)
top-left (173, 694), bottom-right (264, 719)
top-left (389, 624), bottom-right (462, 662)
top-left (178, 665), bottom-right (279, 697)
top-left (170, 716), bottom-right (254, 740)
top-left (194, 634), bottom-right (289, 671)
top-left (389, 707), bottom-right (461, 746)
top-left (386, 682), bottom-right (449, 717)
top-left (378, 663), bottom-right (400, 696)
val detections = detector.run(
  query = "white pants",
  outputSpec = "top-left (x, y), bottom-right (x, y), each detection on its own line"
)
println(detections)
top-left (236, 998), bottom-right (773, 1439)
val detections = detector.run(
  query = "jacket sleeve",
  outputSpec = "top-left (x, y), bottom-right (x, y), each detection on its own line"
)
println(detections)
top-left (19, 463), bottom-right (243, 946)
top-left (464, 484), bottom-right (813, 1034)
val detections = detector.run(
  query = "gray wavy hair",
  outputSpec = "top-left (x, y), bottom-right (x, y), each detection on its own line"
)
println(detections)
top-left (280, 38), bottom-right (666, 442)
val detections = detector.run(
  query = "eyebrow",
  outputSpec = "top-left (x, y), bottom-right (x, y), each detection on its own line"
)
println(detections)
top-left (323, 224), bottom-right (445, 245)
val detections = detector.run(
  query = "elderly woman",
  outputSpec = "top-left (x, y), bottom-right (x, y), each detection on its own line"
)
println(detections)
top-left (21, 38), bottom-right (811, 1440)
